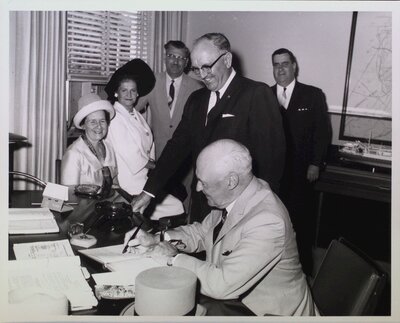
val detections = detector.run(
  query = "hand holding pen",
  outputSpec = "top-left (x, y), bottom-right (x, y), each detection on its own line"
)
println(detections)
top-left (122, 221), bottom-right (143, 254)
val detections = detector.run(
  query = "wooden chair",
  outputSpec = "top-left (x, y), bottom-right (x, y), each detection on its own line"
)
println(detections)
top-left (311, 237), bottom-right (388, 316)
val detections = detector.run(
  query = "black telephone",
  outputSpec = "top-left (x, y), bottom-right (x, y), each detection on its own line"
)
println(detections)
top-left (92, 201), bottom-right (134, 234)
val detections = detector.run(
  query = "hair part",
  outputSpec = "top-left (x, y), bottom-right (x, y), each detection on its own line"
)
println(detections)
top-left (194, 33), bottom-right (231, 52)
top-left (164, 40), bottom-right (190, 57)
top-left (272, 48), bottom-right (297, 64)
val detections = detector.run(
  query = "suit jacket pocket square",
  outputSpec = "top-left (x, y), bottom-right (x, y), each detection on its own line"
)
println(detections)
top-left (222, 114), bottom-right (235, 118)
top-left (222, 250), bottom-right (232, 256)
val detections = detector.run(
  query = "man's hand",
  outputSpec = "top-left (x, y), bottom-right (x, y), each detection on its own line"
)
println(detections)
top-left (131, 191), bottom-right (152, 214)
top-left (123, 227), bottom-right (159, 248)
top-left (307, 165), bottom-right (320, 182)
top-left (145, 241), bottom-right (179, 265)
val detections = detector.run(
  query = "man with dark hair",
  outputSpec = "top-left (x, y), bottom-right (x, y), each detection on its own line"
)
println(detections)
top-left (271, 48), bottom-right (331, 275)
top-left (136, 40), bottom-right (202, 211)
top-left (132, 33), bottom-right (286, 223)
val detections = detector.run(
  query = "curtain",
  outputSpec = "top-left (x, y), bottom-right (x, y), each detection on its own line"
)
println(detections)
top-left (10, 11), bottom-right (67, 189)
top-left (151, 11), bottom-right (187, 74)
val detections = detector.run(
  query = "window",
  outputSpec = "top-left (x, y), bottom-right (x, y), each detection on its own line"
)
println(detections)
top-left (67, 11), bottom-right (152, 81)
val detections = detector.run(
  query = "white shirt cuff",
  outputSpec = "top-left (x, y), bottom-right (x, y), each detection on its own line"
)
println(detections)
top-left (143, 190), bottom-right (155, 198)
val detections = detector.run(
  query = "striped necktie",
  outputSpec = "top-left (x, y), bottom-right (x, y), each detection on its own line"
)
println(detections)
top-left (168, 80), bottom-right (175, 108)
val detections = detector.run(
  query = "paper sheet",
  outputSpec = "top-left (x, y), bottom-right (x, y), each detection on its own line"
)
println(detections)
top-left (79, 244), bottom-right (148, 265)
top-left (13, 239), bottom-right (75, 260)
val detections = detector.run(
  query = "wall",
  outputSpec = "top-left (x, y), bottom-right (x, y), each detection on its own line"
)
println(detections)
top-left (184, 11), bottom-right (355, 145)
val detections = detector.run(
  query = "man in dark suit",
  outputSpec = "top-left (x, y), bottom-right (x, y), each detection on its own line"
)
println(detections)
top-left (132, 33), bottom-right (285, 223)
top-left (271, 48), bottom-right (331, 275)
top-left (135, 41), bottom-right (203, 211)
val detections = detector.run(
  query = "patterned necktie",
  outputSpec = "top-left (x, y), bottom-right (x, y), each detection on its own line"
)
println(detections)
top-left (168, 80), bottom-right (175, 108)
top-left (213, 208), bottom-right (227, 243)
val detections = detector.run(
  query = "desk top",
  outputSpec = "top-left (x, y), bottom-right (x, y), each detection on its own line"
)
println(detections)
top-left (8, 191), bottom-right (256, 317)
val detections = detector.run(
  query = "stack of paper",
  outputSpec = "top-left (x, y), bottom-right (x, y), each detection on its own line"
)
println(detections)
top-left (9, 240), bottom-right (98, 311)
top-left (9, 208), bottom-right (59, 234)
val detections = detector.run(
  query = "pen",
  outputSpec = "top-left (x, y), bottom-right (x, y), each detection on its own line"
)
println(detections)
top-left (122, 221), bottom-right (143, 254)
top-left (31, 202), bottom-right (79, 206)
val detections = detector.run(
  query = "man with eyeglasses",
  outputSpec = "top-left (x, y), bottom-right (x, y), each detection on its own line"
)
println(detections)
top-left (271, 48), bottom-right (331, 275)
top-left (132, 33), bottom-right (285, 223)
top-left (136, 40), bottom-right (202, 210)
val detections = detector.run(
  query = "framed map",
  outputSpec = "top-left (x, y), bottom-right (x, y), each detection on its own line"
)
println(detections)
top-left (340, 11), bottom-right (392, 145)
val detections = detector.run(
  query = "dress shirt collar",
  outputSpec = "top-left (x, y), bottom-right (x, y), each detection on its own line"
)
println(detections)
top-left (208, 69), bottom-right (236, 116)
top-left (114, 101), bottom-right (133, 116)
top-left (216, 69), bottom-right (236, 98)
top-left (166, 73), bottom-right (183, 87)
top-left (277, 79), bottom-right (295, 109)
top-left (224, 198), bottom-right (236, 217)
top-left (277, 79), bottom-right (295, 97)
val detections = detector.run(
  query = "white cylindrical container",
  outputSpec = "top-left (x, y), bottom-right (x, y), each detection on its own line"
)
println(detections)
top-left (135, 266), bottom-right (197, 316)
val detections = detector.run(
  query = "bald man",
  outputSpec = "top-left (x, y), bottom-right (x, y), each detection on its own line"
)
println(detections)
top-left (124, 139), bottom-right (317, 316)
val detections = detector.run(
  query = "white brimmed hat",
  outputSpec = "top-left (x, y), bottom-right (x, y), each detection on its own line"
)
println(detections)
top-left (73, 93), bottom-right (115, 129)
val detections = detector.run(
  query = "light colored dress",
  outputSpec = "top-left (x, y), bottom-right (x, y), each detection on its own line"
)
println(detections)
top-left (61, 137), bottom-right (118, 186)
top-left (106, 101), bottom-right (184, 219)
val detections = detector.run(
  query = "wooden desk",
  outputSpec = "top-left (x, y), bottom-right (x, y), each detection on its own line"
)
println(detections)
top-left (9, 191), bottom-right (256, 317)
top-left (314, 165), bottom-right (391, 247)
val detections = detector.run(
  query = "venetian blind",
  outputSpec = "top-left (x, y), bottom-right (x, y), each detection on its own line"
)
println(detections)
top-left (67, 11), bottom-right (151, 81)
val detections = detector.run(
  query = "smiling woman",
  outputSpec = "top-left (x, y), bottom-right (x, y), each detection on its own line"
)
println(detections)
top-left (61, 94), bottom-right (118, 194)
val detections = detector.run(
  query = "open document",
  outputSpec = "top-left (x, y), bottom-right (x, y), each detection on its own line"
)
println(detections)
top-left (79, 244), bottom-right (161, 271)
top-left (9, 208), bottom-right (59, 234)
top-left (79, 244), bottom-right (162, 289)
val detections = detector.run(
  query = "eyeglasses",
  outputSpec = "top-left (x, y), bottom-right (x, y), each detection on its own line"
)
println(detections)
top-left (191, 52), bottom-right (228, 76)
top-left (166, 53), bottom-right (188, 62)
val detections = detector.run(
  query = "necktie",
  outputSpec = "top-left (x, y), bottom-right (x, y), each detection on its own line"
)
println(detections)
top-left (213, 208), bottom-right (227, 243)
top-left (206, 91), bottom-right (221, 126)
top-left (215, 90), bottom-right (221, 105)
top-left (168, 80), bottom-right (175, 108)
top-left (278, 87), bottom-right (287, 109)
top-left (282, 87), bottom-right (287, 99)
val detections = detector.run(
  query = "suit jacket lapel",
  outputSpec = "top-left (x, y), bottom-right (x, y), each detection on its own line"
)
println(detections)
top-left (204, 75), bottom-right (239, 141)
top-left (172, 75), bottom-right (193, 125)
top-left (286, 82), bottom-right (300, 112)
top-left (214, 177), bottom-right (259, 244)
top-left (159, 73), bottom-right (172, 120)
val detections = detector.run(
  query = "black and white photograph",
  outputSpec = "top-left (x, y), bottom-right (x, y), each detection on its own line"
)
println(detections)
top-left (1, 1), bottom-right (399, 322)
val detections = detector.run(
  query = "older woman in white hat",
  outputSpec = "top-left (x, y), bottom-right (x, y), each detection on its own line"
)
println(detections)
top-left (61, 93), bottom-right (117, 194)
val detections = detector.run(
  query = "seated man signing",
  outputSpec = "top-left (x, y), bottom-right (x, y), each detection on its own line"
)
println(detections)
top-left (124, 139), bottom-right (317, 316)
